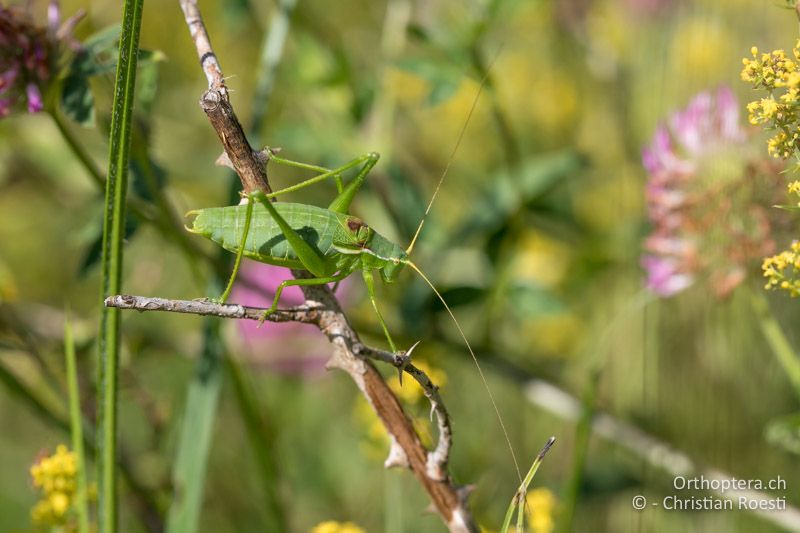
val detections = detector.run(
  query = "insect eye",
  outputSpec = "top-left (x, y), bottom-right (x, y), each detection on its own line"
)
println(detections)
top-left (346, 218), bottom-right (365, 232)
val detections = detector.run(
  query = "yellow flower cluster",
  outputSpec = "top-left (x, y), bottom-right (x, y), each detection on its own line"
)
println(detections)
top-left (763, 241), bottom-right (800, 296)
top-left (526, 488), bottom-right (558, 533)
top-left (311, 520), bottom-right (366, 533)
top-left (742, 43), bottom-right (800, 158)
top-left (29, 445), bottom-right (78, 526)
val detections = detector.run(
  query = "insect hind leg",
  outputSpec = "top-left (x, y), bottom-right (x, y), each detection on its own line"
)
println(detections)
top-left (266, 153), bottom-right (378, 201)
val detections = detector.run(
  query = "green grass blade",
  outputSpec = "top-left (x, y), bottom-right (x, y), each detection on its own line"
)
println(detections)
top-left (65, 316), bottom-right (90, 533)
top-left (165, 319), bottom-right (223, 533)
top-left (97, 0), bottom-right (145, 531)
top-left (500, 437), bottom-right (556, 533)
top-left (750, 288), bottom-right (800, 401)
top-left (165, 320), bottom-right (222, 533)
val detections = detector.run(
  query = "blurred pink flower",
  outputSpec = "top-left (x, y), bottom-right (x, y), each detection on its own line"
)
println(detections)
top-left (1, 6), bottom-right (52, 117)
top-left (229, 262), bottom-right (353, 375)
top-left (641, 86), bottom-right (781, 298)
top-left (0, 2), bottom-right (82, 118)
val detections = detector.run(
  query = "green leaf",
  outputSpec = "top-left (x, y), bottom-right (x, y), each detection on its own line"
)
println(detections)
top-left (61, 23), bottom-right (163, 126)
top-left (69, 26), bottom-right (123, 79)
top-left (135, 51), bottom-right (164, 114)
top-left (386, 164), bottom-right (426, 242)
top-left (507, 282), bottom-right (567, 318)
top-left (395, 57), bottom-right (466, 106)
top-left (455, 150), bottom-right (585, 240)
top-left (79, 215), bottom-right (139, 277)
top-left (61, 73), bottom-right (95, 125)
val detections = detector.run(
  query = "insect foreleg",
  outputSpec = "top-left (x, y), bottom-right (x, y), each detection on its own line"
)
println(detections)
top-left (259, 271), bottom-right (350, 323)
top-left (361, 269), bottom-right (397, 353)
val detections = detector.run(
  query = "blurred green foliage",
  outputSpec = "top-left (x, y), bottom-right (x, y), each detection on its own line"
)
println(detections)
top-left (1, 0), bottom-right (800, 531)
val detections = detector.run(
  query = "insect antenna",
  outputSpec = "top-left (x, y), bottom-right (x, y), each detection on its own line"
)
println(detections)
top-left (405, 45), bottom-right (504, 256)
top-left (405, 259), bottom-right (523, 483)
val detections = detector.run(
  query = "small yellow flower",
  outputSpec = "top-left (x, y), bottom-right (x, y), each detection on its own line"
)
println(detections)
top-left (760, 97), bottom-right (779, 118)
top-left (525, 488), bottom-right (558, 533)
top-left (311, 520), bottom-right (367, 533)
top-left (49, 492), bottom-right (70, 515)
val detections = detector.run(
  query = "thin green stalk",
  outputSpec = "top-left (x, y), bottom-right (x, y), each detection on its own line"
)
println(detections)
top-left (0, 358), bottom-right (68, 432)
top-left (97, 0), bottom-right (145, 530)
top-left (65, 316), bottom-right (90, 533)
top-left (50, 110), bottom-right (105, 187)
top-left (500, 437), bottom-right (556, 533)
top-left (750, 288), bottom-right (800, 401)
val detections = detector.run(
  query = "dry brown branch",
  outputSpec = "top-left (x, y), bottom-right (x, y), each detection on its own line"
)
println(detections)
top-left (164, 2), bottom-right (477, 530)
top-left (178, 0), bottom-right (271, 194)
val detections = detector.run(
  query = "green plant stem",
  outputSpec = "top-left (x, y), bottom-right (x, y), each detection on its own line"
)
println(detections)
top-left (97, 0), bottom-right (144, 530)
top-left (750, 288), bottom-right (800, 401)
top-left (50, 110), bottom-right (105, 187)
top-left (500, 437), bottom-right (556, 533)
top-left (65, 316), bottom-right (90, 533)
